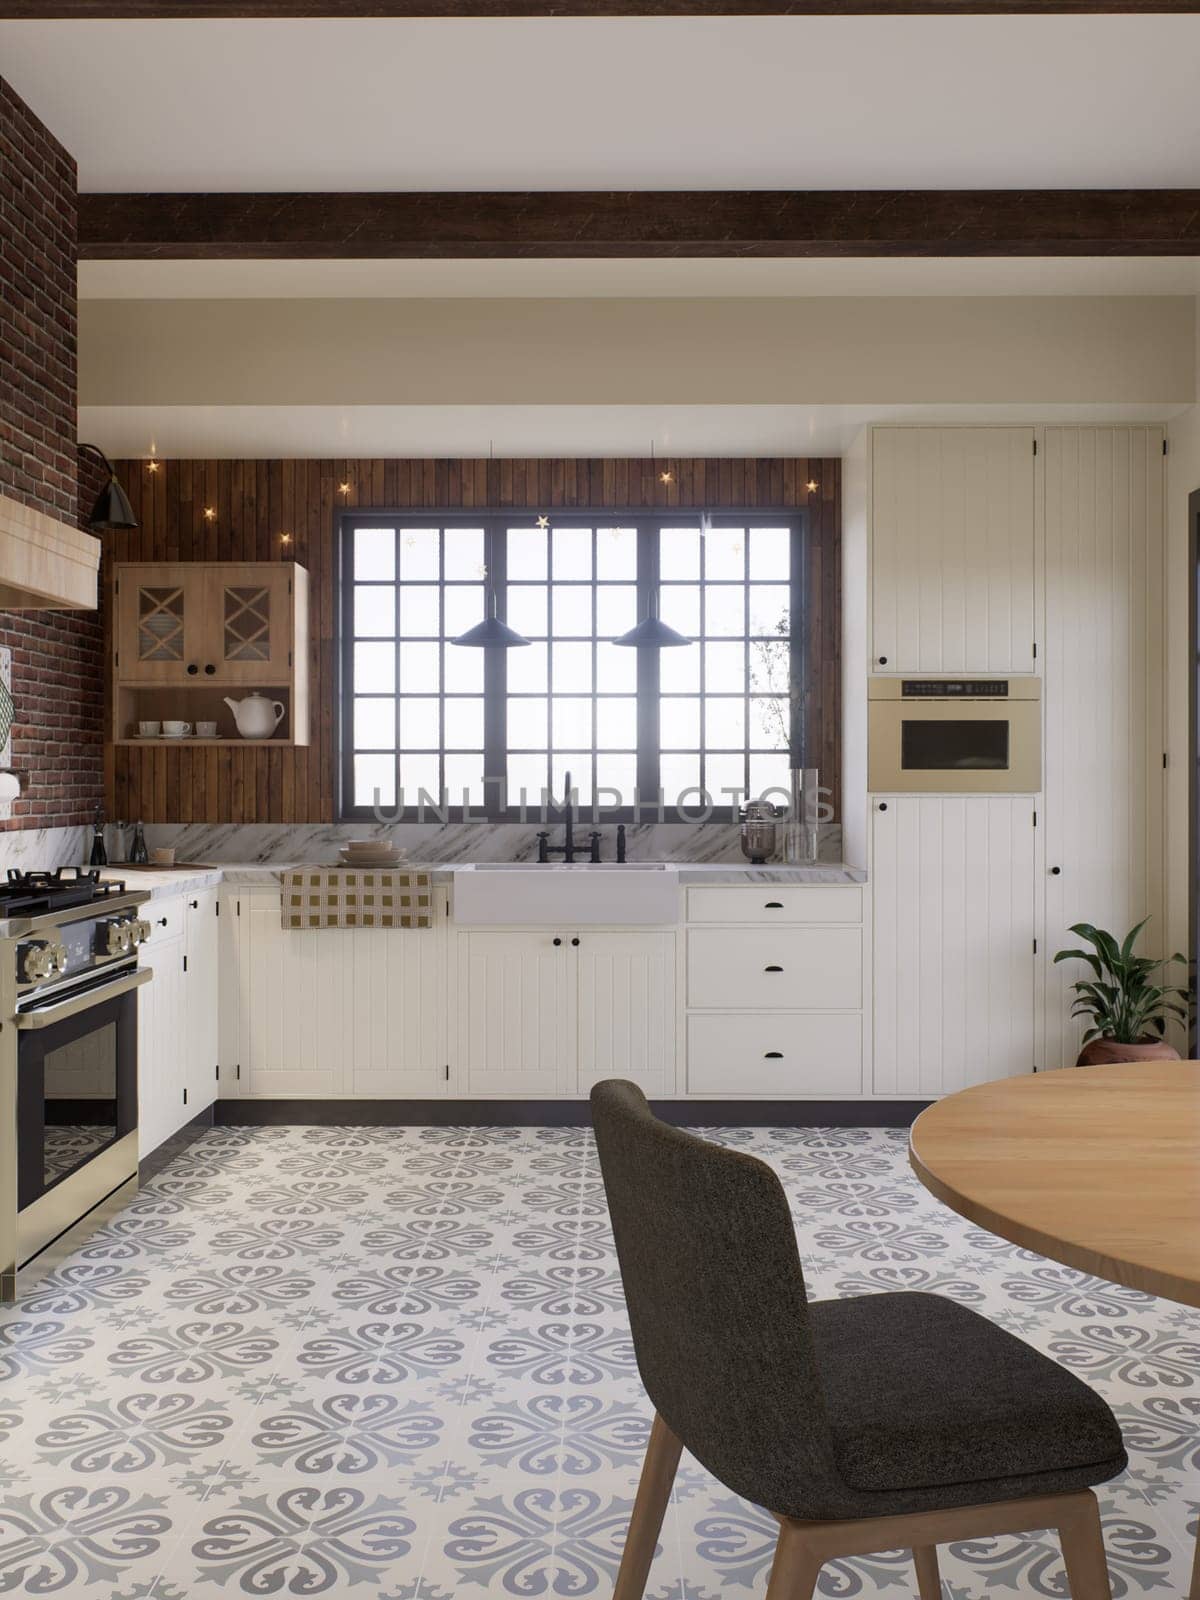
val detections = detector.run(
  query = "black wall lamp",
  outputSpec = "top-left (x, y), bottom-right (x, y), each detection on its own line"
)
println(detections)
top-left (79, 443), bottom-right (138, 531)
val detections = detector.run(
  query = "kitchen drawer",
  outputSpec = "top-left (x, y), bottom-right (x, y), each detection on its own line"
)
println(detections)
top-left (687, 885), bottom-right (861, 925)
top-left (687, 1013), bottom-right (862, 1096)
top-left (687, 927), bottom-right (862, 1010)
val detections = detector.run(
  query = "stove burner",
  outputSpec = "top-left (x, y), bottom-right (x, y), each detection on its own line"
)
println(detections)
top-left (0, 867), bottom-right (126, 918)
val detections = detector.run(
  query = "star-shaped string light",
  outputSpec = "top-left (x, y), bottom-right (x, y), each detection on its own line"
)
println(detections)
top-left (536, 514), bottom-right (549, 530)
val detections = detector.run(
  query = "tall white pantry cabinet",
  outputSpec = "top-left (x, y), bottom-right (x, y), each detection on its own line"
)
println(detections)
top-left (863, 424), bottom-right (1167, 1095)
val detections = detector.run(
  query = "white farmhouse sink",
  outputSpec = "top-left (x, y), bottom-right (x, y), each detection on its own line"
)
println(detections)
top-left (452, 863), bottom-right (680, 924)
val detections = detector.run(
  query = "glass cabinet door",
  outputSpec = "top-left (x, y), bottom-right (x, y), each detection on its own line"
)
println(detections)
top-left (115, 568), bottom-right (205, 684)
top-left (205, 568), bottom-right (294, 681)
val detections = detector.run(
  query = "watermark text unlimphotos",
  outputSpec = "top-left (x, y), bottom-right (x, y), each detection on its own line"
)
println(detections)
top-left (369, 781), bottom-right (835, 826)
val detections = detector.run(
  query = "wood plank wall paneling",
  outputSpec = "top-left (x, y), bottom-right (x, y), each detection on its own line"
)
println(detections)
top-left (105, 457), bottom-right (841, 826)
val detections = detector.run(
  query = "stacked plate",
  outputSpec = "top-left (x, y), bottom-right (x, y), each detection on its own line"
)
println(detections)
top-left (337, 840), bottom-right (408, 868)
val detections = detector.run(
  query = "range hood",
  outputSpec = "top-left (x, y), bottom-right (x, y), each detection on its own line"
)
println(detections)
top-left (0, 492), bottom-right (101, 610)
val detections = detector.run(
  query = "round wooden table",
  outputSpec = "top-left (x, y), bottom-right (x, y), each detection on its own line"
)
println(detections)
top-left (910, 1061), bottom-right (1200, 1597)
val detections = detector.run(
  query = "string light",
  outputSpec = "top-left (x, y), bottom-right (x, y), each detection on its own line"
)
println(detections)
top-left (339, 481), bottom-right (351, 495)
top-left (146, 460), bottom-right (159, 474)
top-left (279, 532), bottom-right (292, 546)
top-left (536, 514), bottom-right (549, 530)
top-left (806, 479), bottom-right (819, 494)
top-left (650, 440), bottom-right (671, 484)
top-left (203, 507), bottom-right (216, 521)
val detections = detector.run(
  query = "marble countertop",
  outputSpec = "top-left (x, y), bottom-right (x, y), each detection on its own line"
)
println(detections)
top-left (104, 861), bottom-right (865, 894)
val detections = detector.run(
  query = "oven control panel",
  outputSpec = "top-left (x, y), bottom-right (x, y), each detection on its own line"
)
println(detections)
top-left (900, 680), bottom-right (1010, 698)
top-left (15, 911), bottom-right (150, 993)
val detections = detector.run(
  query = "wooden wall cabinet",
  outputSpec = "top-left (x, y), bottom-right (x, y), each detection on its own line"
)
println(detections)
top-left (113, 561), bottom-right (309, 745)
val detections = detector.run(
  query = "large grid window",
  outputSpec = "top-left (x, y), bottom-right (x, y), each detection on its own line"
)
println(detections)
top-left (340, 511), bottom-right (803, 820)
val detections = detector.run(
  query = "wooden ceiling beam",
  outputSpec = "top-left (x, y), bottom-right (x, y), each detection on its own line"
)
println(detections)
top-left (6, 2), bottom-right (1200, 12)
top-left (78, 190), bottom-right (1200, 259)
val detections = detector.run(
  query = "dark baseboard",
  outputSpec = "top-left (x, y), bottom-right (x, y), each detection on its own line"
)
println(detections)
top-left (139, 1105), bottom-right (216, 1180)
top-left (215, 1099), bottom-right (929, 1129)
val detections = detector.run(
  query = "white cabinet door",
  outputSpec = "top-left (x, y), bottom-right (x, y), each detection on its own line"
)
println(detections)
top-left (242, 901), bottom-right (346, 1096)
top-left (184, 889), bottom-right (219, 1117)
top-left (461, 930), bottom-right (572, 1096)
top-left (1041, 425), bottom-right (1166, 1069)
top-left (872, 796), bottom-right (1035, 1096)
top-left (138, 922), bottom-right (188, 1155)
top-left (871, 427), bottom-right (1036, 673)
top-left (576, 930), bottom-right (676, 1096)
top-left (217, 890), bottom-right (242, 1097)
top-left (350, 894), bottom-right (449, 1097)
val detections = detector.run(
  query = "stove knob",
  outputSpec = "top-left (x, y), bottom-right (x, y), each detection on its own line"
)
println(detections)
top-left (134, 918), bottom-right (152, 945)
top-left (50, 943), bottom-right (69, 974)
top-left (100, 918), bottom-right (130, 956)
top-left (19, 941), bottom-right (53, 982)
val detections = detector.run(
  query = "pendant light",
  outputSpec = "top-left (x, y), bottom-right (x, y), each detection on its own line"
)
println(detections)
top-left (451, 589), bottom-right (530, 649)
top-left (613, 589), bottom-right (691, 649)
top-left (79, 443), bottom-right (138, 531)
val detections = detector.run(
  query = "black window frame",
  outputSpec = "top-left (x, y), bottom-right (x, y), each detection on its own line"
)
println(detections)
top-left (338, 507), bottom-right (807, 823)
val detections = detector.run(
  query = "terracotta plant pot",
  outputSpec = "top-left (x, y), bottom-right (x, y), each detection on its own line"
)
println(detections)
top-left (1075, 1036), bottom-right (1182, 1067)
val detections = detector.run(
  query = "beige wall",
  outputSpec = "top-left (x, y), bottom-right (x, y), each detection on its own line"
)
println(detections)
top-left (1164, 299), bottom-right (1200, 983)
top-left (81, 295), bottom-right (1196, 408)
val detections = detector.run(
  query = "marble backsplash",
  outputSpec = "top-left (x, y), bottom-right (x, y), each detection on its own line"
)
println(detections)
top-left (0, 825), bottom-right (91, 872)
top-left (137, 820), bottom-right (844, 867)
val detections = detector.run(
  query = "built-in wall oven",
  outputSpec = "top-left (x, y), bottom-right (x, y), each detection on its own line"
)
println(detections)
top-left (868, 677), bottom-right (1041, 794)
top-left (0, 871), bottom-right (152, 1299)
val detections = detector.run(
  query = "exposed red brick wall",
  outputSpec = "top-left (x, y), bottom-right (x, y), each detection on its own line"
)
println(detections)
top-left (0, 75), bottom-right (104, 831)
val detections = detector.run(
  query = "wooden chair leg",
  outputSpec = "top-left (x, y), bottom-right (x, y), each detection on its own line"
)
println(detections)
top-left (764, 1519), bottom-right (824, 1600)
top-left (1057, 1491), bottom-right (1113, 1600)
top-left (912, 1544), bottom-right (941, 1599)
top-left (613, 1412), bottom-right (683, 1600)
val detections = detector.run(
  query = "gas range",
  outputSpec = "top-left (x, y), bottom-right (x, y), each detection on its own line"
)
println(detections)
top-left (0, 870), bottom-right (151, 994)
top-left (0, 869), bottom-right (153, 1296)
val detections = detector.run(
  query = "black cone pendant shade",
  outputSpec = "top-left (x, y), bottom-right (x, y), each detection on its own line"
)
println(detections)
top-left (613, 591), bottom-right (691, 649)
top-left (451, 592), bottom-right (530, 649)
top-left (79, 443), bottom-right (138, 531)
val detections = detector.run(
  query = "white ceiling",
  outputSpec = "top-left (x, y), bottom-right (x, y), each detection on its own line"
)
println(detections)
top-left (80, 402), bottom-right (1187, 461)
top-left (79, 257), bottom-right (1200, 300)
top-left (4, 17), bottom-right (1200, 192)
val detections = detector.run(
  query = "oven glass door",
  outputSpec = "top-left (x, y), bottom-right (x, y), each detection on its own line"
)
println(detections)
top-left (17, 979), bottom-right (138, 1211)
top-left (901, 717), bottom-right (1011, 772)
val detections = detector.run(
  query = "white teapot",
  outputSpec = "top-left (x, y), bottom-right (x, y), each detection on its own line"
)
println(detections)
top-left (223, 693), bottom-right (286, 739)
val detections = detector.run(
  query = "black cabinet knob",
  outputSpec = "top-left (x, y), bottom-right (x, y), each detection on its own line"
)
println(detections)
top-left (552, 937), bottom-right (562, 947)
top-left (190, 899), bottom-right (199, 909)
top-left (571, 937), bottom-right (580, 946)
top-left (157, 916), bottom-right (168, 927)
top-left (878, 802), bottom-right (888, 812)
top-left (186, 663), bottom-right (198, 675)
top-left (204, 664), bottom-right (216, 676)
top-left (1050, 866), bottom-right (1061, 875)
top-left (878, 655), bottom-right (888, 665)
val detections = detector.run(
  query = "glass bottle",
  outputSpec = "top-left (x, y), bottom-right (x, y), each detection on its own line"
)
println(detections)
top-left (130, 821), bottom-right (149, 864)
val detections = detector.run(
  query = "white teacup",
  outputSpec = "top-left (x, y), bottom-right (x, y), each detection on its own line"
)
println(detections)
top-left (195, 721), bottom-right (217, 738)
top-left (138, 720), bottom-right (161, 737)
top-left (162, 720), bottom-right (191, 738)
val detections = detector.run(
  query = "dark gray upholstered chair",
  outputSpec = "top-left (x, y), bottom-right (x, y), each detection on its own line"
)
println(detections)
top-left (591, 1080), bottom-right (1126, 1600)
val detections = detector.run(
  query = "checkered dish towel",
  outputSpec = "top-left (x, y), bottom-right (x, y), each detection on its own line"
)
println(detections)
top-left (281, 868), bottom-right (434, 930)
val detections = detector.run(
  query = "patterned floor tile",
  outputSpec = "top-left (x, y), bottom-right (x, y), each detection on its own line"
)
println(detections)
top-left (0, 1119), bottom-right (1196, 1598)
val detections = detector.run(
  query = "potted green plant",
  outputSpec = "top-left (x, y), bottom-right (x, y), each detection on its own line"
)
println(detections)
top-left (1053, 918), bottom-right (1189, 1066)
